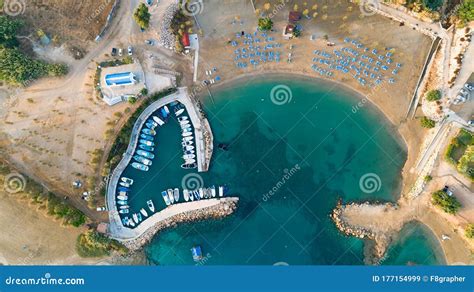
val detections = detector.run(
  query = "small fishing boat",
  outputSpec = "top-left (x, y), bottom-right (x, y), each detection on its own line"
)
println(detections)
top-left (183, 189), bottom-right (189, 201)
top-left (136, 150), bottom-right (154, 159)
top-left (129, 220), bottom-right (135, 227)
top-left (167, 189), bottom-right (175, 204)
top-left (145, 122), bottom-right (156, 130)
top-left (178, 116), bottom-right (188, 122)
top-left (139, 144), bottom-right (154, 152)
top-left (182, 141), bottom-right (193, 147)
top-left (173, 188), bottom-right (179, 202)
top-left (185, 150), bottom-right (195, 155)
top-left (141, 128), bottom-right (156, 136)
top-left (199, 188), bottom-right (204, 199)
top-left (140, 208), bottom-right (148, 217)
top-left (121, 177), bottom-right (134, 185)
top-left (137, 213), bottom-right (143, 222)
top-left (211, 186), bottom-right (216, 198)
top-left (183, 136), bottom-right (194, 142)
top-left (121, 217), bottom-right (129, 225)
top-left (184, 158), bottom-right (196, 164)
top-left (152, 116), bottom-right (165, 126)
top-left (182, 127), bottom-right (192, 133)
top-left (139, 139), bottom-right (154, 146)
top-left (117, 200), bottom-right (128, 205)
top-left (119, 181), bottom-right (131, 188)
top-left (147, 119), bottom-right (158, 127)
top-left (147, 199), bottom-right (155, 212)
top-left (194, 190), bottom-right (201, 200)
top-left (140, 133), bottom-right (154, 141)
top-left (181, 163), bottom-right (197, 169)
top-left (119, 205), bottom-right (129, 210)
top-left (164, 105), bottom-right (170, 115)
top-left (183, 154), bottom-right (196, 160)
top-left (131, 162), bottom-right (149, 171)
top-left (133, 214), bottom-right (139, 224)
top-left (191, 246), bottom-right (203, 262)
top-left (161, 191), bottom-right (171, 206)
top-left (175, 108), bottom-right (185, 116)
top-left (160, 108), bottom-right (168, 118)
top-left (190, 191), bottom-right (194, 201)
top-left (182, 132), bottom-right (193, 137)
top-left (183, 145), bottom-right (194, 151)
top-left (133, 155), bottom-right (152, 166)
top-left (218, 186), bottom-right (224, 197)
top-left (179, 120), bottom-right (190, 126)
top-left (117, 195), bottom-right (128, 200)
top-left (119, 209), bottom-right (129, 214)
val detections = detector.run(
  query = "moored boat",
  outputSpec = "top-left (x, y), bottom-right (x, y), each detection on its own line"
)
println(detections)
top-left (117, 186), bottom-right (130, 192)
top-left (173, 188), bottom-right (179, 202)
top-left (133, 213), bottom-right (139, 224)
top-left (140, 133), bottom-right (154, 141)
top-left (119, 181), bottom-right (131, 188)
top-left (139, 144), bottom-right (155, 152)
top-left (184, 158), bottom-right (196, 164)
top-left (218, 186), bottom-right (224, 197)
top-left (183, 136), bottom-right (194, 142)
top-left (191, 246), bottom-right (203, 261)
top-left (121, 177), bottom-right (134, 185)
top-left (182, 131), bottom-right (193, 137)
top-left (199, 188), bottom-right (204, 199)
top-left (117, 200), bottom-right (127, 205)
top-left (183, 154), bottom-right (196, 160)
top-left (137, 213), bottom-right (143, 222)
top-left (211, 186), bottom-right (216, 198)
top-left (183, 145), bottom-right (194, 151)
top-left (147, 119), bottom-right (158, 127)
top-left (152, 116), bottom-right (165, 126)
top-left (178, 116), bottom-right (188, 122)
top-left (136, 150), bottom-right (154, 159)
top-left (119, 209), bottom-right (129, 214)
top-left (181, 163), bottom-right (197, 169)
top-left (161, 191), bottom-right (171, 206)
top-left (163, 105), bottom-right (170, 115)
top-left (133, 155), bottom-right (152, 166)
top-left (139, 139), bottom-right (154, 146)
top-left (129, 220), bottom-right (135, 227)
top-left (131, 162), bottom-right (149, 171)
top-left (167, 189), bottom-right (175, 204)
top-left (147, 199), bottom-right (155, 212)
top-left (183, 189), bottom-right (189, 201)
top-left (140, 208), bottom-right (148, 217)
top-left (117, 195), bottom-right (128, 200)
top-left (119, 205), bottom-right (129, 209)
top-left (145, 122), bottom-right (156, 130)
top-left (141, 128), bottom-right (156, 136)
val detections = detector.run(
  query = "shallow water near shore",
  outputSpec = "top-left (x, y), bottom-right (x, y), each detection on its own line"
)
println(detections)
top-left (135, 76), bottom-right (442, 265)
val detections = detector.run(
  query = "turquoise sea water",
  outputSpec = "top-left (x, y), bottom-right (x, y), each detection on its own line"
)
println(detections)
top-left (122, 76), bottom-right (442, 265)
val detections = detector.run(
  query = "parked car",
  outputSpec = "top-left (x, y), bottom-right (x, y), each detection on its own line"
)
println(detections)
top-left (118, 48), bottom-right (123, 56)
top-left (111, 48), bottom-right (117, 56)
top-left (128, 45), bottom-right (133, 56)
top-left (442, 186), bottom-right (453, 197)
top-left (96, 206), bottom-right (106, 212)
top-left (464, 83), bottom-right (473, 91)
top-left (468, 120), bottom-right (474, 126)
top-left (145, 39), bottom-right (154, 45)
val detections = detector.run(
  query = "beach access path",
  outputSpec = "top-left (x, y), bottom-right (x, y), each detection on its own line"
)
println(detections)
top-left (106, 87), bottom-right (221, 241)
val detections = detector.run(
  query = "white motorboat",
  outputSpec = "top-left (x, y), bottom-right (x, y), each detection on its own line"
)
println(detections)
top-left (179, 120), bottom-right (190, 126)
top-left (147, 199), bottom-right (155, 212)
top-left (119, 209), bottom-right (129, 214)
top-left (182, 127), bottom-right (192, 133)
top-left (164, 105), bottom-right (170, 115)
top-left (189, 191), bottom-right (194, 201)
top-left (185, 159), bottom-right (196, 164)
top-left (129, 220), bottom-right (135, 227)
top-left (161, 191), bottom-right (171, 206)
top-left (183, 136), bottom-right (194, 142)
top-left (119, 205), bottom-right (129, 209)
top-left (183, 145), bottom-right (195, 151)
top-left (183, 154), bottom-right (196, 160)
top-left (167, 189), bottom-right (175, 204)
top-left (140, 208), bottom-right (148, 217)
top-left (182, 131), bottom-right (193, 137)
top-left (133, 213), bottom-right (139, 224)
top-left (117, 195), bottom-right (128, 200)
top-left (152, 116), bottom-right (165, 126)
top-left (199, 188), bottom-right (204, 199)
top-left (183, 189), bottom-right (189, 201)
top-left (173, 188), bottom-right (179, 202)
top-left (178, 116), bottom-right (188, 122)
top-left (218, 186), bottom-right (224, 197)
top-left (175, 108), bottom-right (185, 116)
top-left (211, 186), bottom-right (216, 198)
top-left (120, 177), bottom-right (134, 185)
top-left (119, 182), bottom-right (130, 188)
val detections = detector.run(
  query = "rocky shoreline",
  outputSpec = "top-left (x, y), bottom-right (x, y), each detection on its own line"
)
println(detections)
top-left (331, 199), bottom-right (396, 264)
top-left (122, 198), bottom-right (239, 251)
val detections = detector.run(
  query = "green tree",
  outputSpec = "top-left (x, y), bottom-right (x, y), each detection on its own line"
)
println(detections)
top-left (0, 16), bottom-right (21, 47)
top-left (425, 89), bottom-right (441, 101)
top-left (133, 3), bottom-right (151, 29)
top-left (458, 0), bottom-right (474, 23)
top-left (420, 116), bottom-right (435, 128)
top-left (431, 190), bottom-right (461, 214)
top-left (465, 224), bottom-right (474, 239)
top-left (258, 18), bottom-right (273, 31)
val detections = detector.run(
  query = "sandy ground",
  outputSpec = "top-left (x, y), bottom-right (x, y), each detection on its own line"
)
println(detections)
top-left (0, 191), bottom-right (96, 265)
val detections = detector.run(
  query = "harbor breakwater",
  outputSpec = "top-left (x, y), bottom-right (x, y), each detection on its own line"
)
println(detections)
top-left (122, 198), bottom-right (239, 251)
